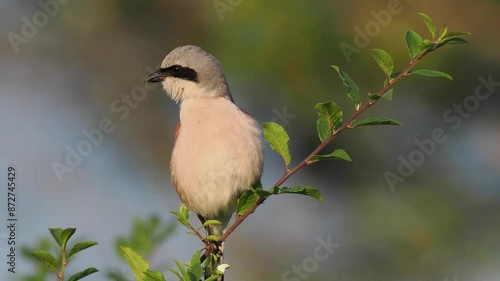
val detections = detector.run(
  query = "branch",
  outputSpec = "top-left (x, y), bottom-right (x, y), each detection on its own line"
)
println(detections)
top-left (219, 48), bottom-right (430, 243)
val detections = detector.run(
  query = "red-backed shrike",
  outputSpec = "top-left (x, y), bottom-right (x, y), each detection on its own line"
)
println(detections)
top-left (144, 45), bottom-right (264, 243)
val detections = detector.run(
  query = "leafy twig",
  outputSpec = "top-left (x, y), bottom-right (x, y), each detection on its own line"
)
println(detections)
top-left (219, 13), bottom-right (470, 244)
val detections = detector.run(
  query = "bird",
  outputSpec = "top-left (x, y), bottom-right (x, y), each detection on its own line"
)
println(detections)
top-left (144, 45), bottom-right (264, 270)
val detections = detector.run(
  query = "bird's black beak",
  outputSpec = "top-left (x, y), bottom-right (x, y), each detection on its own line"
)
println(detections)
top-left (143, 69), bottom-right (168, 85)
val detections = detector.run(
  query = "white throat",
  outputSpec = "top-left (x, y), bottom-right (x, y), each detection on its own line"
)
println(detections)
top-left (163, 79), bottom-right (230, 103)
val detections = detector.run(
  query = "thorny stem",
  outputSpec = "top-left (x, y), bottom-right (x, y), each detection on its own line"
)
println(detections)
top-left (217, 49), bottom-right (430, 245)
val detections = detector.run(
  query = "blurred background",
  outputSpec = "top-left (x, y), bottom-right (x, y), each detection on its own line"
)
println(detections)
top-left (1, 0), bottom-right (499, 280)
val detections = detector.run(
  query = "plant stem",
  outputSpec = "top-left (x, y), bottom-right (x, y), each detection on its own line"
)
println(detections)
top-left (187, 222), bottom-right (208, 244)
top-left (60, 245), bottom-right (66, 281)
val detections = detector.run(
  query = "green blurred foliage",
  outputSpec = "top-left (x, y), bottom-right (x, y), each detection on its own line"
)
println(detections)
top-left (108, 215), bottom-right (176, 281)
top-left (17, 238), bottom-right (61, 281)
top-left (18, 216), bottom-right (175, 281)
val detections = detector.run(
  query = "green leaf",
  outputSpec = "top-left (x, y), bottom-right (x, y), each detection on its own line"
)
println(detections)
top-left (438, 25), bottom-right (448, 41)
top-left (411, 69), bottom-right (453, 80)
top-left (167, 268), bottom-right (182, 280)
top-left (263, 122), bottom-right (291, 166)
top-left (382, 88), bottom-right (394, 100)
top-left (121, 246), bottom-right (150, 281)
top-left (187, 251), bottom-right (204, 280)
top-left (253, 185), bottom-right (279, 197)
top-left (236, 189), bottom-right (259, 216)
top-left (144, 270), bottom-right (167, 281)
top-left (202, 220), bottom-right (223, 227)
top-left (316, 118), bottom-right (331, 141)
top-left (353, 117), bottom-right (403, 127)
top-left (31, 250), bottom-right (57, 271)
top-left (171, 204), bottom-right (190, 226)
top-left (67, 268), bottom-right (99, 281)
top-left (68, 241), bottom-right (98, 259)
top-left (370, 49), bottom-right (394, 77)
top-left (418, 13), bottom-right (436, 39)
top-left (315, 101), bottom-right (342, 134)
top-left (279, 186), bottom-right (323, 202)
top-left (49, 228), bottom-right (63, 247)
top-left (437, 37), bottom-right (469, 48)
top-left (421, 39), bottom-right (435, 49)
top-left (60, 228), bottom-right (76, 248)
top-left (310, 149), bottom-right (351, 163)
top-left (368, 92), bottom-right (381, 101)
top-left (174, 259), bottom-right (189, 280)
top-left (206, 235), bottom-right (220, 242)
top-left (404, 30), bottom-right (424, 58)
top-left (442, 31), bottom-right (471, 39)
top-left (369, 88), bottom-right (393, 102)
top-left (331, 65), bottom-right (361, 104)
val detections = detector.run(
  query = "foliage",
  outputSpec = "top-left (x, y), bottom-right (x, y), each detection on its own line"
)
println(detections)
top-left (29, 228), bottom-right (98, 281)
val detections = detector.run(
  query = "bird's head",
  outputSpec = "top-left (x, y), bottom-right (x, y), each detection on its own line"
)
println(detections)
top-left (144, 45), bottom-right (233, 102)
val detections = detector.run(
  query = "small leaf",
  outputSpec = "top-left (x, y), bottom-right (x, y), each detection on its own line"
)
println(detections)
top-left (383, 89), bottom-right (394, 100)
top-left (31, 250), bottom-right (57, 271)
top-left (251, 180), bottom-right (276, 197)
top-left (368, 92), bottom-right (381, 101)
top-left (174, 260), bottom-right (189, 280)
top-left (353, 117), bottom-right (403, 127)
top-left (316, 118), bottom-right (331, 141)
top-left (60, 228), bottom-right (76, 248)
top-left (167, 268), bottom-right (182, 280)
top-left (263, 122), bottom-right (291, 166)
top-left (315, 101), bottom-right (342, 132)
top-left (437, 37), bottom-right (469, 48)
top-left (120, 246), bottom-right (149, 281)
top-left (69, 241), bottom-right (98, 259)
top-left (420, 39), bottom-right (435, 49)
top-left (171, 204), bottom-right (190, 226)
top-left (442, 31), bottom-right (471, 39)
top-left (202, 220), bottom-right (223, 227)
top-left (418, 13), bottom-right (436, 39)
top-left (331, 65), bottom-right (360, 104)
top-left (404, 30), bottom-right (424, 58)
top-left (411, 69), bottom-right (453, 80)
top-left (206, 235), bottom-right (220, 242)
top-left (49, 228), bottom-right (63, 247)
top-left (310, 149), bottom-right (351, 163)
top-left (438, 25), bottom-right (448, 41)
top-left (370, 49), bottom-right (394, 77)
top-left (236, 190), bottom-right (259, 216)
top-left (253, 185), bottom-right (279, 197)
top-left (187, 251), bottom-right (204, 280)
top-left (369, 88), bottom-right (393, 102)
top-left (67, 268), bottom-right (99, 281)
top-left (279, 186), bottom-right (323, 202)
top-left (144, 270), bottom-right (167, 281)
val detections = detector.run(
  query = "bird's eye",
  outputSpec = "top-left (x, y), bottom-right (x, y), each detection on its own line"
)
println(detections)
top-left (171, 65), bottom-right (182, 74)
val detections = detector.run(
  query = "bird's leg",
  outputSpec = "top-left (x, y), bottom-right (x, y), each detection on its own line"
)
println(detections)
top-left (197, 214), bottom-right (206, 225)
top-left (196, 214), bottom-right (224, 280)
